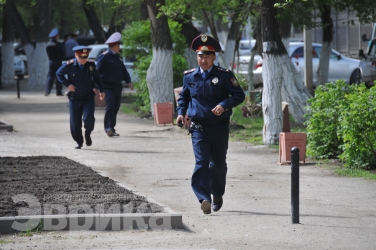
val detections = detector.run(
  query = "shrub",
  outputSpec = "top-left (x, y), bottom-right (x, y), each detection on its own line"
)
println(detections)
top-left (305, 80), bottom-right (376, 170)
top-left (304, 80), bottom-right (349, 159)
top-left (338, 84), bottom-right (376, 169)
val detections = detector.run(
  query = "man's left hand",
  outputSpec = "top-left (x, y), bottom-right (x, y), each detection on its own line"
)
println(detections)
top-left (99, 92), bottom-right (105, 100)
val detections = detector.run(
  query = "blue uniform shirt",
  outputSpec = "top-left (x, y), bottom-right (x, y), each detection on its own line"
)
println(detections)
top-left (56, 59), bottom-right (104, 94)
top-left (177, 65), bottom-right (245, 122)
top-left (96, 50), bottom-right (131, 85)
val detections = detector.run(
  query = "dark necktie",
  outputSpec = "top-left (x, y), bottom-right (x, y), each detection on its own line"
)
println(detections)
top-left (79, 64), bottom-right (84, 70)
top-left (202, 70), bottom-right (208, 79)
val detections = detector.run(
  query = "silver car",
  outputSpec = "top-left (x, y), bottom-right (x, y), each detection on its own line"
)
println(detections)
top-left (290, 42), bottom-right (361, 86)
top-left (359, 39), bottom-right (376, 86)
top-left (233, 40), bottom-right (263, 86)
top-left (237, 42), bottom-right (362, 87)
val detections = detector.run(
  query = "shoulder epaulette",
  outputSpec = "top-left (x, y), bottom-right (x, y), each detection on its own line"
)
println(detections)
top-left (102, 51), bottom-right (109, 55)
top-left (65, 59), bottom-right (74, 65)
top-left (217, 67), bottom-right (230, 72)
top-left (88, 59), bottom-right (95, 63)
top-left (183, 68), bottom-right (195, 74)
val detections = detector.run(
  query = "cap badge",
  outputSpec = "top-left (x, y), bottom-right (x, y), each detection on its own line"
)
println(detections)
top-left (201, 46), bottom-right (208, 51)
top-left (212, 77), bottom-right (219, 85)
top-left (201, 35), bottom-right (207, 42)
top-left (83, 49), bottom-right (87, 52)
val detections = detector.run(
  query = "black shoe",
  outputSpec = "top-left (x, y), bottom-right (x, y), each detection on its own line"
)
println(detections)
top-left (74, 143), bottom-right (82, 149)
top-left (201, 200), bottom-right (211, 214)
top-left (44, 93), bottom-right (50, 96)
top-left (56, 93), bottom-right (64, 96)
top-left (85, 134), bottom-right (92, 146)
top-left (212, 196), bottom-right (223, 212)
top-left (113, 132), bottom-right (120, 136)
top-left (107, 130), bottom-right (114, 137)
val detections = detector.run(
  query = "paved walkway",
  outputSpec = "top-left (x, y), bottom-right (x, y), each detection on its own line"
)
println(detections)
top-left (0, 81), bottom-right (376, 249)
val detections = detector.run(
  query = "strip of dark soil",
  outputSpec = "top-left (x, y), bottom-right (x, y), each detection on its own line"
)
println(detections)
top-left (0, 156), bottom-right (164, 217)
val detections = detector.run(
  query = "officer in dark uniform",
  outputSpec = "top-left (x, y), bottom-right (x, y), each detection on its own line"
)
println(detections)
top-left (45, 28), bottom-right (65, 96)
top-left (96, 32), bottom-right (133, 137)
top-left (176, 35), bottom-right (245, 214)
top-left (56, 46), bottom-right (105, 149)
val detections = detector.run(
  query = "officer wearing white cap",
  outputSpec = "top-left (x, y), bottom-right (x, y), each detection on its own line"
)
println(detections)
top-left (176, 35), bottom-right (245, 215)
top-left (96, 32), bottom-right (133, 137)
top-left (56, 45), bottom-right (105, 149)
top-left (44, 28), bottom-right (64, 96)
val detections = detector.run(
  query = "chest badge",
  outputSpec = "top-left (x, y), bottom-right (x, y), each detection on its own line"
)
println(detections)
top-left (212, 77), bottom-right (219, 85)
top-left (89, 66), bottom-right (93, 71)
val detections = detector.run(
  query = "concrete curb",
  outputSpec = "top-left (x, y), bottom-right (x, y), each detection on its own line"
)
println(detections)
top-left (0, 213), bottom-right (183, 234)
top-left (0, 120), bottom-right (13, 132)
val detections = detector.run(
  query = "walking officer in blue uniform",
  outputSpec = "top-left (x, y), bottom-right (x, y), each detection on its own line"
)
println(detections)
top-left (56, 46), bottom-right (105, 149)
top-left (45, 28), bottom-right (65, 96)
top-left (96, 32), bottom-right (133, 137)
top-left (176, 35), bottom-right (245, 214)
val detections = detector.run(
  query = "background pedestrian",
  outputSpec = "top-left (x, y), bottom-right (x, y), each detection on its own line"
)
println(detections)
top-left (64, 33), bottom-right (79, 60)
top-left (96, 32), bottom-right (133, 137)
top-left (44, 28), bottom-right (64, 96)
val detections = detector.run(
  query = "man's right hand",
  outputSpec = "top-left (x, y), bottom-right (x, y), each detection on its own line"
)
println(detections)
top-left (67, 84), bottom-right (76, 92)
top-left (176, 115), bottom-right (184, 127)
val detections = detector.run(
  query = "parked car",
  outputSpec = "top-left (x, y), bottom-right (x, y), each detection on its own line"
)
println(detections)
top-left (14, 55), bottom-right (27, 79)
top-left (359, 39), bottom-right (376, 86)
top-left (237, 42), bottom-right (363, 87)
top-left (87, 44), bottom-right (144, 83)
top-left (233, 39), bottom-right (263, 87)
top-left (0, 43), bottom-right (28, 79)
top-left (13, 42), bottom-right (28, 79)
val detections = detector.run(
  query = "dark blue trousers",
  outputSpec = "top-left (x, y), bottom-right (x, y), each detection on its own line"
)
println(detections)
top-left (190, 121), bottom-right (229, 203)
top-left (68, 93), bottom-right (95, 145)
top-left (45, 61), bottom-right (62, 94)
top-left (104, 84), bottom-right (123, 132)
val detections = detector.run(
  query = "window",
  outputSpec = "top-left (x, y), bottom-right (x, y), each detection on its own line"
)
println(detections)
top-left (291, 47), bottom-right (304, 58)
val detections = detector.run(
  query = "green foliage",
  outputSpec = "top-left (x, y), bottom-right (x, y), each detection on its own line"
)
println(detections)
top-left (19, 220), bottom-right (43, 237)
top-left (338, 84), bottom-right (376, 169)
top-left (305, 80), bottom-right (376, 170)
top-left (229, 104), bottom-right (264, 145)
top-left (304, 80), bottom-right (348, 159)
top-left (121, 20), bottom-right (188, 113)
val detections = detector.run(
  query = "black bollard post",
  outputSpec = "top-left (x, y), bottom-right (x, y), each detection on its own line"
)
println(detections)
top-left (291, 147), bottom-right (300, 224)
top-left (16, 77), bottom-right (20, 98)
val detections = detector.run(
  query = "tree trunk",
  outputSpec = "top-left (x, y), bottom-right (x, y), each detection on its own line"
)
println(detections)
top-left (176, 15), bottom-right (200, 69)
top-left (280, 54), bottom-right (312, 124)
top-left (27, 0), bottom-right (50, 88)
top-left (317, 5), bottom-right (333, 86)
top-left (261, 0), bottom-right (283, 145)
top-left (82, 0), bottom-right (106, 44)
top-left (2, 0), bottom-right (16, 85)
top-left (224, 19), bottom-right (242, 70)
top-left (8, 0), bottom-right (49, 88)
top-left (145, 0), bottom-right (174, 115)
top-left (184, 48), bottom-right (197, 69)
top-left (106, 5), bottom-right (128, 37)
